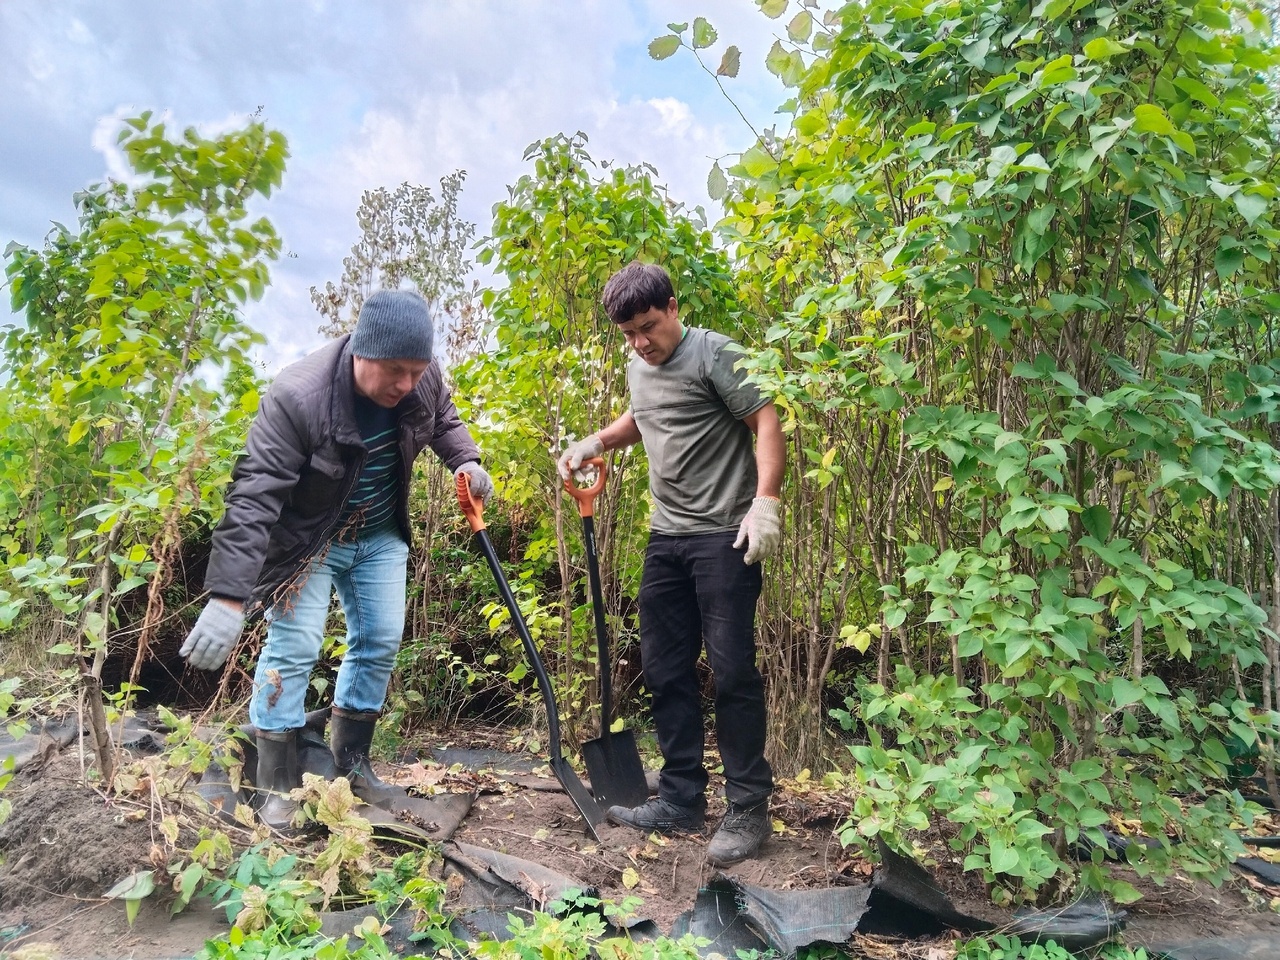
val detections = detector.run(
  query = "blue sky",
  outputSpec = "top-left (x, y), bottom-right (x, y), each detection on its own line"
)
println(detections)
top-left (1, 1), bottom-right (788, 370)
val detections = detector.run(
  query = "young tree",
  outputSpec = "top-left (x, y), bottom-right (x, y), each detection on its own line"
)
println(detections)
top-left (3, 114), bottom-right (286, 782)
top-left (310, 173), bottom-right (473, 337)
top-left (656, 0), bottom-right (1280, 901)
top-left (455, 133), bottom-right (742, 740)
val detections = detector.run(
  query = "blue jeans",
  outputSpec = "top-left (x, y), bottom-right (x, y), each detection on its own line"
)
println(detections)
top-left (639, 531), bottom-right (773, 808)
top-left (250, 523), bottom-right (409, 732)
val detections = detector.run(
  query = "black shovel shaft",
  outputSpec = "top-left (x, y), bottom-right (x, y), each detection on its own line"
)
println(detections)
top-left (470, 528), bottom-right (563, 760)
top-left (580, 514), bottom-right (614, 737)
top-left (459, 471), bottom-right (603, 837)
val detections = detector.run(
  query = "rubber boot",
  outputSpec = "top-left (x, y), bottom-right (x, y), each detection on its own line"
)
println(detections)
top-left (329, 707), bottom-right (404, 811)
top-left (255, 729), bottom-right (301, 833)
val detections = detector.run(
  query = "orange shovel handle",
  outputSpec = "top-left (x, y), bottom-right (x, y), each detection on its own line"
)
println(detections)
top-left (456, 470), bottom-right (486, 532)
top-left (563, 457), bottom-right (607, 517)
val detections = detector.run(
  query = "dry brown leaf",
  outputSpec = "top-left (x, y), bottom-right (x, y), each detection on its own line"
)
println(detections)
top-left (385, 761), bottom-right (448, 788)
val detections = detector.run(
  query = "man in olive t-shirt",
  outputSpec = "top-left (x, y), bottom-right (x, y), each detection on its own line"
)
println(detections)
top-left (555, 261), bottom-right (785, 867)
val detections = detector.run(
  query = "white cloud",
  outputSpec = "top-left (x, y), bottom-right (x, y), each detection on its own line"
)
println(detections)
top-left (89, 107), bottom-right (149, 186)
top-left (66, 18), bottom-right (93, 45)
top-left (24, 44), bottom-right (55, 84)
top-left (2, 0), bottom-right (788, 372)
top-left (647, 97), bottom-right (695, 136)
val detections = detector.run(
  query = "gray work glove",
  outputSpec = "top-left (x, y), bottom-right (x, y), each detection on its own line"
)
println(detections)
top-left (733, 497), bottom-right (782, 565)
top-left (179, 599), bottom-right (245, 671)
top-left (454, 461), bottom-right (494, 502)
top-left (555, 435), bottom-right (604, 481)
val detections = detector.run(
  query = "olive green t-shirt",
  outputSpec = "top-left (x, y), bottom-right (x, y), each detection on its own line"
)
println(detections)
top-left (628, 327), bottom-right (767, 535)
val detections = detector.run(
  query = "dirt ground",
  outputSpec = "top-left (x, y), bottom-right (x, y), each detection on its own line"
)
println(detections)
top-left (1, 725), bottom-right (1279, 959)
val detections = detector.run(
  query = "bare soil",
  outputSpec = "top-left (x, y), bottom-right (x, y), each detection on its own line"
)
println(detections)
top-left (1, 724), bottom-right (1278, 958)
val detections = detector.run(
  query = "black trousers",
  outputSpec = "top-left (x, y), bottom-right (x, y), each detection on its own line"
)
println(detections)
top-left (638, 531), bottom-right (773, 808)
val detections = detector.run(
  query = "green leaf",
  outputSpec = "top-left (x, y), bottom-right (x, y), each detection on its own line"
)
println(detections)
top-left (989, 839), bottom-right (1019, 874)
top-left (1108, 880), bottom-right (1143, 904)
top-left (961, 36), bottom-right (991, 67)
top-left (787, 11), bottom-right (814, 42)
top-left (1001, 496), bottom-right (1041, 534)
top-left (872, 386), bottom-right (903, 411)
top-left (795, 109), bottom-right (823, 137)
top-left (988, 144), bottom-right (1018, 178)
top-left (1112, 677), bottom-right (1144, 709)
top-left (740, 145), bottom-right (778, 178)
top-left (707, 162), bottom-right (728, 201)
top-left (105, 869), bottom-right (156, 922)
top-left (106, 870), bottom-right (156, 911)
top-left (1190, 443), bottom-right (1224, 479)
top-left (1234, 191), bottom-right (1268, 226)
top-left (1215, 241), bottom-right (1246, 281)
top-left (1016, 152), bottom-right (1051, 173)
top-left (1133, 104), bottom-right (1176, 136)
top-left (648, 35), bottom-right (681, 60)
top-left (766, 39), bottom-right (790, 79)
top-left (1041, 505), bottom-right (1070, 531)
top-left (1173, 76), bottom-right (1219, 108)
top-left (133, 290), bottom-right (166, 312)
top-left (1083, 37), bottom-right (1129, 59)
top-left (758, 0), bottom-right (788, 18)
top-left (113, 575), bottom-right (148, 596)
top-left (717, 45), bottom-right (741, 78)
top-left (692, 17), bottom-right (717, 49)
top-left (1208, 178), bottom-right (1238, 201)
top-left (1027, 203), bottom-right (1057, 236)
top-left (175, 862), bottom-right (205, 912)
top-left (1081, 504), bottom-right (1111, 541)
top-left (1195, 3), bottom-right (1232, 29)
top-left (68, 420), bottom-right (90, 445)
top-left (1038, 53), bottom-right (1076, 87)
top-left (100, 440), bottom-right (141, 466)
top-left (1202, 738), bottom-right (1230, 765)
top-left (996, 459), bottom-right (1022, 489)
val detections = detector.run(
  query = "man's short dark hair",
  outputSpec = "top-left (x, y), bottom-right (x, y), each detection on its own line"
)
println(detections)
top-left (602, 261), bottom-right (674, 324)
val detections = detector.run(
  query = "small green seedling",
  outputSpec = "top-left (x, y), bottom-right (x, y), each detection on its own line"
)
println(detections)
top-left (104, 869), bottom-right (155, 926)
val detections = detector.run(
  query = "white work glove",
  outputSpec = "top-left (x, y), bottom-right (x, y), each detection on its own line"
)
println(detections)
top-left (733, 497), bottom-right (782, 565)
top-left (179, 599), bottom-right (245, 671)
top-left (555, 435), bottom-right (604, 481)
top-left (454, 461), bottom-right (494, 502)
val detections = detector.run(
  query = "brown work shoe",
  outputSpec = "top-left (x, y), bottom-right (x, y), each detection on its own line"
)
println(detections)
top-left (706, 801), bottom-right (770, 866)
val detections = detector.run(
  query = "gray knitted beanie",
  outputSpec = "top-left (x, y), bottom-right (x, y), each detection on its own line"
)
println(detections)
top-left (351, 290), bottom-right (434, 361)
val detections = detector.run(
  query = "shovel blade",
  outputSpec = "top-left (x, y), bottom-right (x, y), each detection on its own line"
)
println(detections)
top-left (582, 729), bottom-right (650, 811)
top-left (550, 757), bottom-right (606, 840)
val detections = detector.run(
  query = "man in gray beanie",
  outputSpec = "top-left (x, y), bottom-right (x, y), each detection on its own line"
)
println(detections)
top-left (181, 289), bottom-right (492, 831)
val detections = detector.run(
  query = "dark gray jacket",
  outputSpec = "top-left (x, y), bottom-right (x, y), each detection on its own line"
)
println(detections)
top-left (204, 335), bottom-right (480, 609)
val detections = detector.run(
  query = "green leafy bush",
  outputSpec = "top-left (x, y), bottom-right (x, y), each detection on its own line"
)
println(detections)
top-left (956, 933), bottom-right (1148, 960)
top-left (674, 0), bottom-right (1280, 900)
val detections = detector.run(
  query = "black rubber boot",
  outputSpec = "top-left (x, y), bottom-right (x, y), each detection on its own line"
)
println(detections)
top-left (255, 729), bottom-right (301, 834)
top-left (329, 708), bottom-right (404, 811)
top-left (706, 800), bottom-right (771, 866)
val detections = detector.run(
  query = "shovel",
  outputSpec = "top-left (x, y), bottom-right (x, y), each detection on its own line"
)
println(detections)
top-left (564, 458), bottom-right (650, 811)
top-left (456, 471), bottom-right (604, 839)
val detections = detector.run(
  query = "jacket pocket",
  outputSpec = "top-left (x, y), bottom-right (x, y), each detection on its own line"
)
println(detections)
top-left (263, 524), bottom-right (308, 566)
top-left (289, 451), bottom-right (347, 517)
top-left (408, 414), bottom-right (437, 460)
